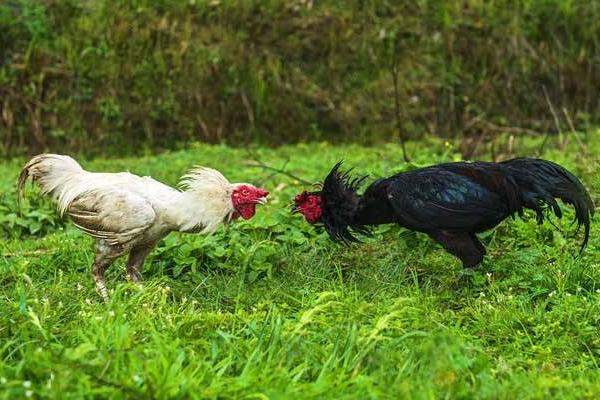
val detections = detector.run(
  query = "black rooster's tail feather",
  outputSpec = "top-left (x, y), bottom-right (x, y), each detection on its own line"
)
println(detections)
top-left (502, 158), bottom-right (594, 252)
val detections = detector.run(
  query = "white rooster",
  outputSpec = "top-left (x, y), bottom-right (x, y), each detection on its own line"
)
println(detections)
top-left (18, 154), bottom-right (268, 301)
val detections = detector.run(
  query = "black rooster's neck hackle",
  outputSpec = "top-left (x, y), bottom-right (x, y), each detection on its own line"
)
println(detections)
top-left (320, 162), bottom-right (372, 244)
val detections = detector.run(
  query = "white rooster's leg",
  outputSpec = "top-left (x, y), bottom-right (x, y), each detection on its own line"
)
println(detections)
top-left (92, 262), bottom-right (111, 303)
top-left (91, 241), bottom-right (122, 302)
top-left (126, 244), bottom-right (154, 284)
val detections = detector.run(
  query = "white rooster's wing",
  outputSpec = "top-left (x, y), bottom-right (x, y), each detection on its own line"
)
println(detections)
top-left (67, 188), bottom-right (157, 246)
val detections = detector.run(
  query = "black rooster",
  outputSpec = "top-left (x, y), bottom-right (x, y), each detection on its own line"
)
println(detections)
top-left (293, 158), bottom-right (594, 267)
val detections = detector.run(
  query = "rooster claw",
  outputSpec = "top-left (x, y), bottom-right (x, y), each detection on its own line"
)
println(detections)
top-left (455, 268), bottom-right (479, 286)
top-left (458, 268), bottom-right (477, 277)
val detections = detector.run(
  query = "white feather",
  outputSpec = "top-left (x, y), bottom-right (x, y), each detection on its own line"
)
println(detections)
top-left (179, 167), bottom-right (231, 193)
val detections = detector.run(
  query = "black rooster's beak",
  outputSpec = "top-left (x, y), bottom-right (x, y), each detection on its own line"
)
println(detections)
top-left (291, 203), bottom-right (299, 214)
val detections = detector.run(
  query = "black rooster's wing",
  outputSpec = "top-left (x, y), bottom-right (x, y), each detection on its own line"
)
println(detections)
top-left (385, 168), bottom-right (511, 232)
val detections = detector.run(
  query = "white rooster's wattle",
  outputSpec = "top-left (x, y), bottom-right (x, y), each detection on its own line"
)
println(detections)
top-left (18, 154), bottom-right (268, 301)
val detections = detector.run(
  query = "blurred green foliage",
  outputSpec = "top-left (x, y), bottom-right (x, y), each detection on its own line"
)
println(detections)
top-left (1, 0), bottom-right (599, 156)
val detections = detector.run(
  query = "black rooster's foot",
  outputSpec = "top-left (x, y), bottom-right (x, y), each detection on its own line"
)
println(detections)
top-left (455, 268), bottom-right (479, 286)
top-left (457, 268), bottom-right (477, 277)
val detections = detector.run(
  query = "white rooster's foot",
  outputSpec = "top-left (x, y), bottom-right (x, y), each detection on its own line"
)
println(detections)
top-left (93, 277), bottom-right (110, 303)
top-left (127, 271), bottom-right (142, 284)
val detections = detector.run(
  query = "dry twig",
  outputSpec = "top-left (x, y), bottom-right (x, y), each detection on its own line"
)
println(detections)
top-left (245, 150), bottom-right (313, 185)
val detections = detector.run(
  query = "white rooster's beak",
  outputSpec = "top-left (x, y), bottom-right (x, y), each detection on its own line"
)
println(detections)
top-left (256, 196), bottom-right (268, 205)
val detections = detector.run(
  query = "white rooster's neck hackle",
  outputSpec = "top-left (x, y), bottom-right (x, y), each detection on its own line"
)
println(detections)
top-left (178, 167), bottom-right (233, 195)
top-left (175, 167), bottom-right (236, 234)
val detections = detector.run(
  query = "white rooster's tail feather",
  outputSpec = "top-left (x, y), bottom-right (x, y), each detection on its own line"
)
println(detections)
top-left (18, 154), bottom-right (86, 215)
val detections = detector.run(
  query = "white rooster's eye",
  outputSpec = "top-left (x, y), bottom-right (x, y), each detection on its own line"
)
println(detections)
top-left (242, 189), bottom-right (249, 196)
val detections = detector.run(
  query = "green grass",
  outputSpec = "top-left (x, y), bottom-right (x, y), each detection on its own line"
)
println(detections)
top-left (1, 134), bottom-right (600, 399)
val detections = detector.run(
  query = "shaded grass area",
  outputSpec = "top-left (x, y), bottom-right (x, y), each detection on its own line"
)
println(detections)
top-left (1, 135), bottom-right (600, 398)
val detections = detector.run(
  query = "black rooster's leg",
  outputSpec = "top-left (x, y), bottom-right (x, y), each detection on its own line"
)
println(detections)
top-left (126, 245), bottom-right (153, 284)
top-left (469, 233), bottom-right (487, 256)
top-left (92, 241), bottom-right (123, 302)
top-left (429, 231), bottom-right (485, 268)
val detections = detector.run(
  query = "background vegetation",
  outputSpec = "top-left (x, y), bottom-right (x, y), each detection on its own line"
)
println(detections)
top-left (1, 0), bottom-right (600, 156)
top-left (1, 134), bottom-right (599, 398)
